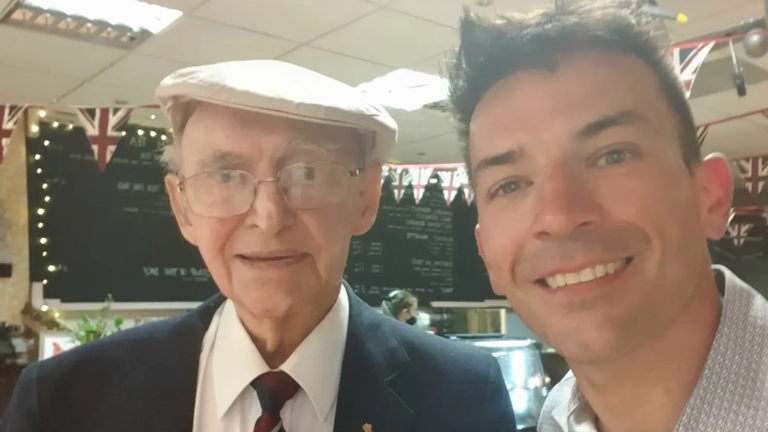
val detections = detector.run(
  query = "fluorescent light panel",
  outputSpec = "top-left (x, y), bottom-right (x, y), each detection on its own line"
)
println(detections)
top-left (21, 0), bottom-right (182, 33)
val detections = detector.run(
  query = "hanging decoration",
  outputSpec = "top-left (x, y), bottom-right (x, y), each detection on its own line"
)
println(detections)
top-left (75, 107), bottom-right (133, 172)
top-left (671, 41), bottom-right (716, 99)
top-left (736, 154), bottom-right (768, 196)
top-left (0, 104), bottom-right (28, 166)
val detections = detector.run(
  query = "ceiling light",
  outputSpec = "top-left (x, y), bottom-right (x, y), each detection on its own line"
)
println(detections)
top-left (356, 69), bottom-right (450, 112)
top-left (1, 0), bottom-right (183, 49)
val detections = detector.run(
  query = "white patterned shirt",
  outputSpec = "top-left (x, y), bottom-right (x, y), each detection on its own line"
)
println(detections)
top-left (539, 266), bottom-right (768, 432)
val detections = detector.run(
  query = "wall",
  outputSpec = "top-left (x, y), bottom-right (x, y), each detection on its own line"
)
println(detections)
top-left (0, 121), bottom-right (29, 325)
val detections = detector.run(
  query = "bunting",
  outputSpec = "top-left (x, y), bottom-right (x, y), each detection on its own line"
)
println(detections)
top-left (737, 155), bottom-right (768, 195)
top-left (76, 107), bottom-right (132, 172)
top-left (408, 167), bottom-right (433, 204)
top-left (671, 42), bottom-right (715, 99)
top-left (726, 222), bottom-right (755, 248)
top-left (0, 105), bottom-right (27, 166)
top-left (437, 167), bottom-right (472, 204)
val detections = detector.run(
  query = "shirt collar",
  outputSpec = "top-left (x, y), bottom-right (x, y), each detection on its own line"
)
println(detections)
top-left (212, 286), bottom-right (349, 421)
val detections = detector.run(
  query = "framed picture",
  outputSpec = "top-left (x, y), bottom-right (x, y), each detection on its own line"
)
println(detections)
top-left (39, 332), bottom-right (78, 360)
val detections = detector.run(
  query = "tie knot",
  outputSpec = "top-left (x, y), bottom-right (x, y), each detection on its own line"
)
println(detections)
top-left (251, 371), bottom-right (300, 414)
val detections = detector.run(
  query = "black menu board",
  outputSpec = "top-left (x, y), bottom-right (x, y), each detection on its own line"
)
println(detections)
top-left (28, 122), bottom-right (217, 303)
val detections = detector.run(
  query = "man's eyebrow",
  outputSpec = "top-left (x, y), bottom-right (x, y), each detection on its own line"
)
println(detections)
top-left (473, 148), bottom-right (525, 177)
top-left (195, 150), bottom-right (247, 172)
top-left (575, 110), bottom-right (647, 141)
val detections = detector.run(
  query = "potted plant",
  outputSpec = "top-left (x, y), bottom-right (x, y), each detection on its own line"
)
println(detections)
top-left (67, 295), bottom-right (124, 344)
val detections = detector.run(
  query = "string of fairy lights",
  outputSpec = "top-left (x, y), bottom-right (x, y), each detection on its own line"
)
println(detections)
top-left (26, 108), bottom-right (171, 315)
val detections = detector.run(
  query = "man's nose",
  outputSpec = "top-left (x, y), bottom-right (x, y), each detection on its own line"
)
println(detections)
top-left (531, 167), bottom-right (604, 241)
top-left (243, 181), bottom-right (293, 235)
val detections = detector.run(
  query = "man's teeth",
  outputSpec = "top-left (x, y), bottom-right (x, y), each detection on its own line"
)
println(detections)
top-left (545, 259), bottom-right (627, 289)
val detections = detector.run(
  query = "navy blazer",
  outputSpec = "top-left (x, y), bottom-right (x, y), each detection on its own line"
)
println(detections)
top-left (1, 286), bottom-right (517, 432)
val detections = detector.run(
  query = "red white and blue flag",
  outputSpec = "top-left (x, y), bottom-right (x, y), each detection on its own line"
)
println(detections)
top-left (0, 104), bottom-right (27, 166)
top-left (671, 42), bottom-right (715, 99)
top-left (437, 168), bottom-right (472, 204)
top-left (76, 107), bottom-right (132, 172)
top-left (737, 154), bottom-right (768, 195)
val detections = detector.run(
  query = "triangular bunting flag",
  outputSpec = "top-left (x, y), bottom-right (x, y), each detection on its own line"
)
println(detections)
top-left (672, 42), bottom-right (715, 99)
top-left (408, 167), bottom-right (433, 204)
top-left (76, 107), bottom-right (132, 172)
top-left (0, 104), bottom-right (27, 166)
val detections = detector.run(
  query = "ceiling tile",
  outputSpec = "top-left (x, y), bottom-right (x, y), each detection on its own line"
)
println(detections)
top-left (0, 65), bottom-right (81, 105)
top-left (278, 47), bottom-right (391, 86)
top-left (57, 81), bottom-right (157, 106)
top-left (137, 16), bottom-right (297, 65)
top-left (390, 132), bottom-right (463, 163)
top-left (390, 108), bottom-right (456, 144)
top-left (0, 27), bottom-right (125, 79)
top-left (408, 51), bottom-right (451, 76)
top-left (674, 1), bottom-right (765, 40)
top-left (689, 102), bottom-right (731, 125)
top-left (91, 54), bottom-right (193, 90)
top-left (146, 0), bottom-right (210, 12)
top-left (663, 0), bottom-right (757, 21)
top-left (311, 8), bottom-right (457, 67)
top-left (389, 0), bottom-right (551, 29)
top-left (193, 0), bottom-right (379, 43)
top-left (694, 80), bottom-right (768, 118)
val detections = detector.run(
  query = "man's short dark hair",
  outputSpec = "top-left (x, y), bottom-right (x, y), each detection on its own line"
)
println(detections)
top-left (447, 0), bottom-right (700, 173)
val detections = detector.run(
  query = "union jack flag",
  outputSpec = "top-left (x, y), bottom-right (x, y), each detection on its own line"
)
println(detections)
top-left (389, 167), bottom-right (411, 203)
top-left (726, 222), bottom-right (755, 248)
top-left (671, 42), bottom-right (715, 99)
top-left (437, 168), bottom-right (471, 205)
top-left (737, 155), bottom-right (768, 195)
top-left (0, 105), bottom-right (27, 166)
top-left (408, 167), bottom-right (434, 204)
top-left (76, 107), bottom-right (132, 172)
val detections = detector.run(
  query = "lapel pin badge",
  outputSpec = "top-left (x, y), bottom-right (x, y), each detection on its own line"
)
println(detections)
top-left (363, 423), bottom-right (373, 432)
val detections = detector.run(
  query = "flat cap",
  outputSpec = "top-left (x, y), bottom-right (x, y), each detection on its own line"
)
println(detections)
top-left (156, 60), bottom-right (398, 161)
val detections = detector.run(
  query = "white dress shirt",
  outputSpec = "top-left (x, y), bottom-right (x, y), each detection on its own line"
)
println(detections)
top-left (538, 266), bottom-right (768, 432)
top-left (192, 286), bottom-right (349, 432)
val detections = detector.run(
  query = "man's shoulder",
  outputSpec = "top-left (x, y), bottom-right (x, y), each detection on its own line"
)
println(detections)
top-left (35, 314), bottom-right (186, 379)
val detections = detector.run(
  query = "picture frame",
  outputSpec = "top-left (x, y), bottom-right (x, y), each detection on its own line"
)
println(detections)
top-left (38, 331), bottom-right (78, 360)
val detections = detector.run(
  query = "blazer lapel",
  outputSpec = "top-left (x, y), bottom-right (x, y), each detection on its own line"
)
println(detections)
top-left (128, 293), bottom-right (226, 432)
top-left (334, 285), bottom-right (415, 432)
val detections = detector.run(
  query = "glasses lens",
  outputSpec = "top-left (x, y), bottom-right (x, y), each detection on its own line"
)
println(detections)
top-left (279, 162), bottom-right (350, 209)
top-left (183, 170), bottom-right (254, 217)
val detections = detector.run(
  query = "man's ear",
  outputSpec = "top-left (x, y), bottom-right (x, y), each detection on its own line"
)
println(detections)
top-left (351, 164), bottom-right (383, 236)
top-left (165, 174), bottom-right (198, 246)
top-left (695, 153), bottom-right (733, 240)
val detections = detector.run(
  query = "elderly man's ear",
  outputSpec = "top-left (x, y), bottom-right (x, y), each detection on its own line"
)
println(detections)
top-left (351, 164), bottom-right (383, 235)
top-left (165, 174), bottom-right (199, 246)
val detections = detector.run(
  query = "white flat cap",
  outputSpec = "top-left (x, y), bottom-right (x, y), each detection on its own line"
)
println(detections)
top-left (156, 60), bottom-right (398, 161)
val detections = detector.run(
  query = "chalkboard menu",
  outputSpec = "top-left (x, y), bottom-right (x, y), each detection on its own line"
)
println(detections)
top-left (28, 121), bottom-right (500, 305)
top-left (28, 122), bottom-right (217, 303)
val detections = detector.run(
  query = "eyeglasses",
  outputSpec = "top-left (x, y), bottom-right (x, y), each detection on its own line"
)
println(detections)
top-left (177, 161), bottom-right (360, 218)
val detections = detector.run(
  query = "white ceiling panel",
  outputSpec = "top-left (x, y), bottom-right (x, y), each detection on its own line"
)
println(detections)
top-left (703, 128), bottom-right (768, 159)
top-left (311, 8), bottom-right (457, 67)
top-left (408, 51), bottom-right (451, 76)
top-left (278, 47), bottom-right (391, 86)
top-left (193, 0), bottom-right (379, 43)
top-left (137, 16), bottom-right (297, 65)
top-left (91, 53), bottom-right (192, 90)
top-left (675, 1), bottom-right (766, 39)
top-left (0, 27), bottom-right (125, 80)
top-left (689, 102), bottom-right (732, 125)
top-left (391, 132), bottom-right (464, 163)
top-left (146, 0), bottom-right (210, 12)
top-left (0, 65), bottom-right (81, 105)
top-left (390, 108), bottom-right (456, 144)
top-left (57, 81), bottom-right (157, 106)
top-left (389, 0), bottom-right (551, 29)
top-left (694, 80), bottom-right (768, 119)
top-left (663, 0), bottom-right (757, 22)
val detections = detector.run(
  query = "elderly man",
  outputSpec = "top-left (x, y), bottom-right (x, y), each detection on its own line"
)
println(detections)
top-left (0, 60), bottom-right (516, 432)
top-left (448, 1), bottom-right (768, 432)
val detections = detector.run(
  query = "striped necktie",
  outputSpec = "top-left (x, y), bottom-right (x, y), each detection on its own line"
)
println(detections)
top-left (251, 371), bottom-right (300, 432)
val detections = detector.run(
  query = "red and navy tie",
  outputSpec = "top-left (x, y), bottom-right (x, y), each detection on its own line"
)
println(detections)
top-left (251, 371), bottom-right (300, 432)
